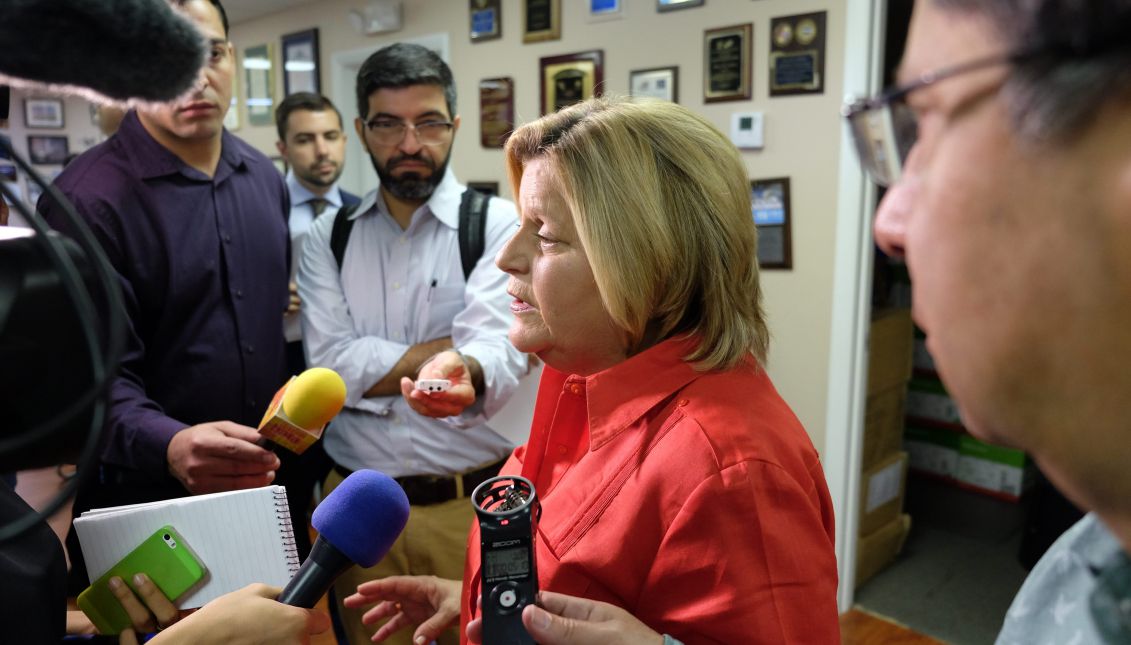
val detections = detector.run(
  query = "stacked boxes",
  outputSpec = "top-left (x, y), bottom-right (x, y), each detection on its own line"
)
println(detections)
top-left (856, 308), bottom-right (914, 588)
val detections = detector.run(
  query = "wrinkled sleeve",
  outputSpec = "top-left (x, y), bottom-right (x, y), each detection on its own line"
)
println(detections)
top-left (39, 191), bottom-right (184, 475)
top-left (297, 209), bottom-right (408, 414)
top-left (448, 199), bottom-right (526, 426)
top-left (639, 460), bottom-right (840, 645)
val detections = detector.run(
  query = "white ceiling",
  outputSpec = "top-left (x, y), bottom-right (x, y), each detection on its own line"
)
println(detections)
top-left (222, 0), bottom-right (323, 25)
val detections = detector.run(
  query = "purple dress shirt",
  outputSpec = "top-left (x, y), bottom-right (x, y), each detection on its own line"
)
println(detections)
top-left (40, 111), bottom-right (290, 484)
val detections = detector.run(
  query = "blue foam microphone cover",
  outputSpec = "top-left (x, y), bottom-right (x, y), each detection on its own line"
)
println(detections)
top-left (312, 469), bottom-right (410, 568)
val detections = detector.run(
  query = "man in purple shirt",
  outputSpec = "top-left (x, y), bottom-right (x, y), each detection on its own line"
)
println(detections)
top-left (39, 0), bottom-right (287, 513)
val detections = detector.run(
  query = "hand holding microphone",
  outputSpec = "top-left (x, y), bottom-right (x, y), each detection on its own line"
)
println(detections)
top-left (277, 469), bottom-right (410, 608)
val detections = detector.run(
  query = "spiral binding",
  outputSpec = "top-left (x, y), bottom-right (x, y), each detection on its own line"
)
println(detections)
top-left (273, 488), bottom-right (302, 573)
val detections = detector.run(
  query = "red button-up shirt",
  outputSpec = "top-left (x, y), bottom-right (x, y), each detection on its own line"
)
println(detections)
top-left (461, 337), bottom-right (840, 644)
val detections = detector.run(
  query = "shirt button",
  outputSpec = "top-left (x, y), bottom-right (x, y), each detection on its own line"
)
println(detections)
top-left (246, 345), bottom-right (255, 354)
top-left (235, 289), bottom-right (244, 298)
top-left (224, 234), bottom-right (232, 243)
top-left (393, 282), bottom-right (400, 290)
top-left (569, 384), bottom-right (583, 395)
top-left (677, 399), bottom-right (689, 407)
top-left (557, 445), bottom-right (567, 455)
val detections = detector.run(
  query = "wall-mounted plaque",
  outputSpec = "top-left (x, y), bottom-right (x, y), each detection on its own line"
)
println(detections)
top-left (523, 0), bottom-right (561, 43)
top-left (704, 23), bottom-right (752, 103)
top-left (479, 77), bottom-right (514, 148)
top-left (751, 177), bottom-right (792, 270)
top-left (470, 0), bottom-right (501, 42)
top-left (540, 50), bottom-right (604, 115)
top-left (629, 66), bottom-right (678, 103)
top-left (769, 11), bottom-right (826, 96)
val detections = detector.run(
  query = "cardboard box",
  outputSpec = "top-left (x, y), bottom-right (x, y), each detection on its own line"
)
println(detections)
top-left (956, 435), bottom-right (1035, 502)
top-left (855, 513), bottom-right (912, 588)
top-left (903, 425), bottom-right (961, 479)
top-left (905, 376), bottom-right (964, 430)
top-left (862, 385), bottom-right (907, 470)
top-left (867, 308), bottom-right (913, 396)
top-left (859, 451), bottom-right (908, 535)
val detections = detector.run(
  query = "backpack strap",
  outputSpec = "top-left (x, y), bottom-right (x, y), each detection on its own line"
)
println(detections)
top-left (329, 202), bottom-right (360, 271)
top-left (458, 188), bottom-right (490, 282)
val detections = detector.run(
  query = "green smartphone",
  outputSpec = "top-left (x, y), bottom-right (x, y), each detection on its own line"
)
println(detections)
top-left (77, 525), bottom-right (207, 635)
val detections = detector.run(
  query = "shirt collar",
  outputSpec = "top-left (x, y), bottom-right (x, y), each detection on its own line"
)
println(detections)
top-left (560, 336), bottom-right (706, 450)
top-left (120, 110), bottom-right (248, 182)
top-left (286, 171), bottom-right (343, 209)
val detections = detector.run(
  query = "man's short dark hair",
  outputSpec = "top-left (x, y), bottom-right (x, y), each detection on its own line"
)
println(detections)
top-left (935, 0), bottom-right (1131, 141)
top-left (275, 92), bottom-right (344, 141)
top-left (173, 0), bottom-right (229, 38)
top-left (355, 43), bottom-right (457, 122)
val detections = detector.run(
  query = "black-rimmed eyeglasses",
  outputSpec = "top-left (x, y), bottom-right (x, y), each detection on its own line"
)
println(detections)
top-left (843, 51), bottom-right (1037, 187)
top-left (364, 118), bottom-right (454, 146)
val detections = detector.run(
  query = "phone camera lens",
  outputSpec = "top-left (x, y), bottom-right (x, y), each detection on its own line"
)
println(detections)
top-left (163, 533), bottom-right (171, 541)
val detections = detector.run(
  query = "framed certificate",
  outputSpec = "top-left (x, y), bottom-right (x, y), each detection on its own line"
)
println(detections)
top-left (523, 0), bottom-right (561, 43)
top-left (479, 77), bottom-right (515, 148)
top-left (540, 50), bottom-right (604, 115)
top-left (243, 43), bottom-right (275, 127)
top-left (24, 98), bottom-right (65, 129)
top-left (704, 23), bottom-right (752, 103)
top-left (751, 177), bottom-right (792, 270)
top-left (470, 0), bottom-right (501, 42)
top-left (770, 12), bottom-right (827, 96)
top-left (27, 135), bottom-right (69, 165)
top-left (629, 66), bottom-right (678, 103)
top-left (281, 28), bottom-right (319, 96)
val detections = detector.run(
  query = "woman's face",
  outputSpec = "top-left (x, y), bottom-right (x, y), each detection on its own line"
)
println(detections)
top-left (495, 156), bottom-right (627, 375)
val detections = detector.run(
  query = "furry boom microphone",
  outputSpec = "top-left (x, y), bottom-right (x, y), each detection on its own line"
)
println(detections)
top-left (0, 0), bottom-right (206, 102)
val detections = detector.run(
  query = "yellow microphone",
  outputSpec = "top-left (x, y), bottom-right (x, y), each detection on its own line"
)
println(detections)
top-left (258, 367), bottom-right (346, 454)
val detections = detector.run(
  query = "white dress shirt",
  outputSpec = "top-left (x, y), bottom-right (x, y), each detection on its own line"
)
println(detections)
top-left (296, 169), bottom-right (525, 476)
top-left (285, 171), bottom-right (348, 342)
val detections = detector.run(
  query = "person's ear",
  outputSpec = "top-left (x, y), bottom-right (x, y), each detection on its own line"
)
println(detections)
top-left (451, 114), bottom-right (461, 137)
top-left (275, 140), bottom-right (286, 157)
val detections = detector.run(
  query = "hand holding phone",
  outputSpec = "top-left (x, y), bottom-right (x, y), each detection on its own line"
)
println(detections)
top-left (77, 525), bottom-right (207, 635)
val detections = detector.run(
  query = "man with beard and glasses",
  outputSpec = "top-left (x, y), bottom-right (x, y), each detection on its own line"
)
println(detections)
top-left (273, 93), bottom-right (361, 559)
top-left (296, 43), bottom-right (525, 645)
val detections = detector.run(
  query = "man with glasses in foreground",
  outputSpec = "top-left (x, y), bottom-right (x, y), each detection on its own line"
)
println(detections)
top-left (437, 1), bottom-right (1131, 642)
top-left (296, 43), bottom-right (525, 645)
top-left (847, 1), bottom-right (1131, 642)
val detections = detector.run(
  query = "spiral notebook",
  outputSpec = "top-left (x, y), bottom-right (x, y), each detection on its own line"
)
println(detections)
top-left (73, 485), bottom-right (299, 608)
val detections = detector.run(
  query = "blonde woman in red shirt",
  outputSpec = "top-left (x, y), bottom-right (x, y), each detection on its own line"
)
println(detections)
top-left (346, 96), bottom-right (840, 645)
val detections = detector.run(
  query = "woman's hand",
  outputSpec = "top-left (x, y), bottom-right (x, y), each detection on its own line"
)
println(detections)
top-left (151, 583), bottom-right (330, 645)
top-left (343, 575), bottom-right (462, 644)
top-left (466, 591), bottom-right (664, 645)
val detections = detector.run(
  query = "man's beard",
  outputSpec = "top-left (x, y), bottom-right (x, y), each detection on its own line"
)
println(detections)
top-left (373, 151), bottom-right (450, 201)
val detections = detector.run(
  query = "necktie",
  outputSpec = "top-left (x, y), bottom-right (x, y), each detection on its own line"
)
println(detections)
top-left (309, 198), bottom-right (329, 217)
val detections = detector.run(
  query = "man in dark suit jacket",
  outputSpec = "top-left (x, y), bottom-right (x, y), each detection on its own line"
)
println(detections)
top-left (274, 92), bottom-right (361, 558)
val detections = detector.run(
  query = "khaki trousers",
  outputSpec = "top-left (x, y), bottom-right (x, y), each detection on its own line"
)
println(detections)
top-left (324, 468), bottom-right (473, 645)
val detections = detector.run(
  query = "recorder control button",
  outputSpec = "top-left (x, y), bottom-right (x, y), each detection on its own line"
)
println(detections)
top-left (490, 581), bottom-right (524, 615)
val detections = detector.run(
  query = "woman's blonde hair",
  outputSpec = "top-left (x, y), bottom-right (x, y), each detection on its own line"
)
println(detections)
top-left (504, 96), bottom-right (768, 370)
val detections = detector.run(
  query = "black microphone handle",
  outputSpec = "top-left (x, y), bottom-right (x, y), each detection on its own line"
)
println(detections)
top-left (277, 535), bottom-right (354, 608)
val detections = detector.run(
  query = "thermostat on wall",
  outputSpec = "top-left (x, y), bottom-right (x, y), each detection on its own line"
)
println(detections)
top-left (730, 112), bottom-right (764, 150)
